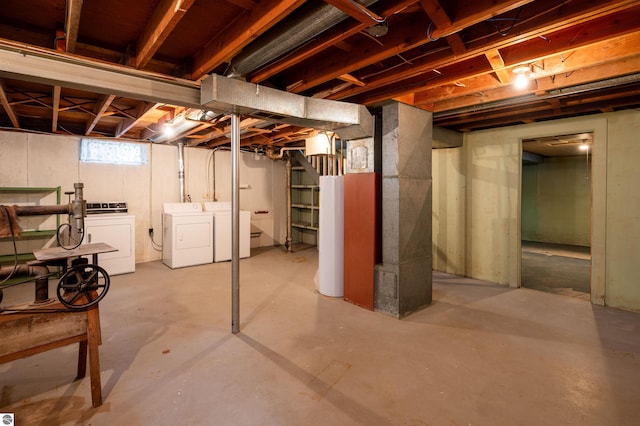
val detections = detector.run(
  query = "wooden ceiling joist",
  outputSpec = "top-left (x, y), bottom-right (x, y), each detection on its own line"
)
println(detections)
top-left (324, 0), bottom-right (385, 25)
top-left (52, 86), bottom-right (61, 132)
top-left (64, 0), bottom-right (84, 53)
top-left (326, 0), bottom-right (639, 102)
top-left (191, 0), bottom-right (305, 80)
top-left (136, 0), bottom-right (197, 69)
top-left (115, 102), bottom-right (160, 138)
top-left (86, 94), bottom-right (116, 135)
top-left (419, 0), bottom-right (466, 55)
top-left (427, 0), bottom-right (535, 39)
top-left (248, 0), bottom-right (418, 83)
top-left (484, 49), bottom-right (511, 84)
top-left (0, 79), bottom-right (19, 128)
top-left (422, 36), bottom-right (640, 112)
top-left (1, 0), bottom-right (638, 142)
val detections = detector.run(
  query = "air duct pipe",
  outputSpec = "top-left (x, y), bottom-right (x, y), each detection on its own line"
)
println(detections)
top-left (226, 0), bottom-right (378, 79)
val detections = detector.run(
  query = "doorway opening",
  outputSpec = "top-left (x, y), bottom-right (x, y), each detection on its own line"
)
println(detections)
top-left (520, 133), bottom-right (592, 299)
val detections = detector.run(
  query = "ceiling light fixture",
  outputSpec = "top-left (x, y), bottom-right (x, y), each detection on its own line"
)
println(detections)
top-left (512, 65), bottom-right (531, 89)
top-left (366, 20), bottom-right (388, 37)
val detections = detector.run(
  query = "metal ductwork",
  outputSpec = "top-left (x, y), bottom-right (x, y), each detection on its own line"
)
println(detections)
top-left (201, 74), bottom-right (374, 140)
top-left (227, 0), bottom-right (378, 79)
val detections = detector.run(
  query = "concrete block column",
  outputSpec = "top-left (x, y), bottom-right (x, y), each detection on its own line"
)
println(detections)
top-left (375, 102), bottom-right (432, 317)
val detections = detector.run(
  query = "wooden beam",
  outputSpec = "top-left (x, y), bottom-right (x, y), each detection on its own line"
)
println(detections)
top-left (326, 1), bottom-right (639, 102)
top-left (0, 79), bottom-right (19, 128)
top-left (484, 48), bottom-right (511, 84)
top-left (115, 102), bottom-right (160, 138)
top-left (414, 32), bottom-right (640, 106)
top-left (446, 34), bottom-right (467, 55)
top-left (423, 36), bottom-right (640, 111)
top-left (136, 0), bottom-right (197, 69)
top-left (225, 0), bottom-right (258, 10)
top-left (85, 94), bottom-right (116, 135)
top-left (323, 0), bottom-right (385, 25)
top-left (338, 73), bottom-right (367, 86)
top-left (0, 40), bottom-right (201, 108)
top-left (433, 82), bottom-right (640, 128)
top-left (419, 0), bottom-right (452, 27)
top-left (52, 86), bottom-right (61, 133)
top-left (418, 1), bottom-right (467, 56)
top-left (428, 0), bottom-right (535, 39)
top-left (289, 12), bottom-right (431, 93)
top-left (191, 0), bottom-right (305, 80)
top-left (65, 0), bottom-right (84, 53)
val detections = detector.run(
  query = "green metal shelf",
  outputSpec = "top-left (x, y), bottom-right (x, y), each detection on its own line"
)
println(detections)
top-left (0, 186), bottom-right (62, 264)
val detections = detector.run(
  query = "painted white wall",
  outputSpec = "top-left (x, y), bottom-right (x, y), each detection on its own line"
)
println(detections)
top-left (465, 127), bottom-right (522, 285)
top-left (432, 110), bottom-right (640, 312)
top-left (521, 156), bottom-right (591, 246)
top-left (212, 149), bottom-right (287, 248)
top-left (0, 131), bottom-right (287, 265)
top-left (432, 146), bottom-right (466, 274)
top-left (604, 110), bottom-right (640, 311)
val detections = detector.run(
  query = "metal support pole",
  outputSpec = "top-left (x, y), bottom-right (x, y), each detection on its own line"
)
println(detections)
top-left (177, 142), bottom-right (186, 202)
top-left (231, 113), bottom-right (240, 334)
top-left (286, 156), bottom-right (292, 252)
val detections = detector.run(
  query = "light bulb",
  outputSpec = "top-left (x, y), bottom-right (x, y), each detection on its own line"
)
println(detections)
top-left (163, 122), bottom-right (175, 137)
top-left (514, 72), bottom-right (529, 89)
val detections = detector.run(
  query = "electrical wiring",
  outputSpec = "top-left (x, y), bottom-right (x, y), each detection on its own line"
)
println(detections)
top-left (488, 7), bottom-right (523, 36)
top-left (348, 0), bottom-right (386, 24)
top-left (426, 21), bottom-right (440, 42)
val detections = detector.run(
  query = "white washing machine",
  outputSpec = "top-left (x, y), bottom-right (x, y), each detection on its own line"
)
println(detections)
top-left (203, 202), bottom-right (250, 262)
top-left (163, 202), bottom-right (213, 269)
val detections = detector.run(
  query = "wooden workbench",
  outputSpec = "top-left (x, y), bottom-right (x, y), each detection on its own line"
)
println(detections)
top-left (0, 243), bottom-right (117, 408)
top-left (0, 303), bottom-right (103, 407)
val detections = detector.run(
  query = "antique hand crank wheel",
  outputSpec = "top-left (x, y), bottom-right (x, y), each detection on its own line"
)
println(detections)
top-left (57, 263), bottom-right (110, 309)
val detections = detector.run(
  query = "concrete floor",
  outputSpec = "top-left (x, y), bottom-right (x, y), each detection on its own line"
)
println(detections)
top-left (521, 241), bottom-right (591, 299)
top-left (1, 246), bottom-right (640, 425)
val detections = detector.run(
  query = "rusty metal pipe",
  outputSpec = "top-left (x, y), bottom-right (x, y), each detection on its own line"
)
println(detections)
top-left (14, 204), bottom-right (71, 216)
top-left (0, 264), bottom-right (50, 303)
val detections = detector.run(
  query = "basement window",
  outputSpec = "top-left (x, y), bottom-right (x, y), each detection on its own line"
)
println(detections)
top-left (80, 138), bottom-right (148, 165)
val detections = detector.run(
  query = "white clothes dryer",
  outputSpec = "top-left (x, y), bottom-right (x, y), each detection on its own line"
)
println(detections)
top-left (162, 202), bottom-right (213, 269)
top-left (203, 202), bottom-right (250, 262)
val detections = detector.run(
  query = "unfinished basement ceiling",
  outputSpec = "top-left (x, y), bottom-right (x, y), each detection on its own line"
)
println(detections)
top-left (523, 132), bottom-right (593, 158)
top-left (0, 0), bottom-right (639, 150)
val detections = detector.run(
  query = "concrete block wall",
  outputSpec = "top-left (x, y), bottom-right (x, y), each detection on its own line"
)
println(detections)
top-left (0, 131), bottom-right (287, 264)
